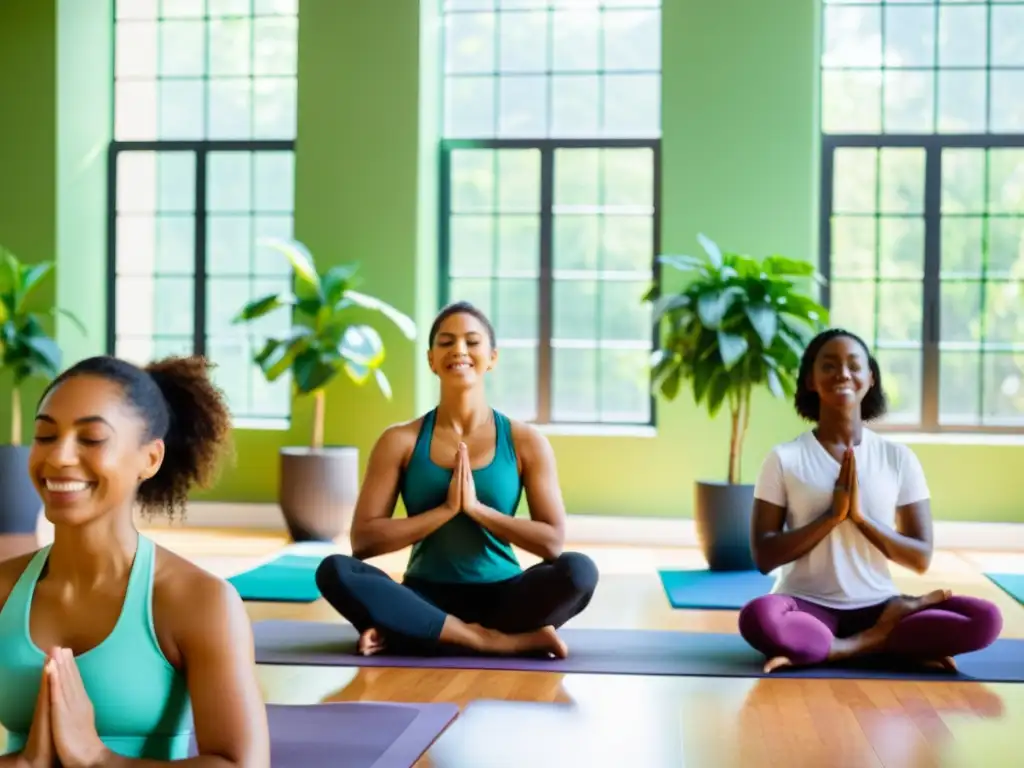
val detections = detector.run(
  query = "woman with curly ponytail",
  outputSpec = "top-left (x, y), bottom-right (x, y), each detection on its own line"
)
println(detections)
top-left (0, 355), bottom-right (269, 766)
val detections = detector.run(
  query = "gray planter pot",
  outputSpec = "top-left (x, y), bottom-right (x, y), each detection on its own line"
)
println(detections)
top-left (0, 445), bottom-right (42, 535)
top-left (694, 480), bottom-right (756, 572)
top-left (278, 446), bottom-right (359, 542)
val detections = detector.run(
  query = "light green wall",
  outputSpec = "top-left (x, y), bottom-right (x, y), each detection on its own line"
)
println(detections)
top-left (1, 0), bottom-right (1021, 522)
top-left (0, 0), bottom-right (57, 445)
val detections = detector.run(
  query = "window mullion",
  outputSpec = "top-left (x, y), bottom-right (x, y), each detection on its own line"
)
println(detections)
top-left (194, 148), bottom-right (208, 359)
top-left (921, 143), bottom-right (942, 431)
top-left (538, 146), bottom-right (554, 425)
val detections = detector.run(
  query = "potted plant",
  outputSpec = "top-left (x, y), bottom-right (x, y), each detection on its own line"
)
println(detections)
top-left (0, 247), bottom-right (83, 534)
top-left (645, 234), bottom-right (828, 571)
top-left (233, 237), bottom-right (416, 542)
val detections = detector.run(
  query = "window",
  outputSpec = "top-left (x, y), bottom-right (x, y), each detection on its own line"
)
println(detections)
top-left (439, 1), bottom-right (662, 426)
top-left (820, 0), bottom-right (1024, 432)
top-left (108, 0), bottom-right (298, 424)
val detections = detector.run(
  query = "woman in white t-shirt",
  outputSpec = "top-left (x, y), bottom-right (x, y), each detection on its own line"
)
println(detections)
top-left (740, 329), bottom-right (1003, 673)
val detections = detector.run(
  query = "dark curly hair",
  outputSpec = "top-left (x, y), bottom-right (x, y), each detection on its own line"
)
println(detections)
top-left (794, 328), bottom-right (887, 422)
top-left (428, 300), bottom-right (496, 348)
top-left (38, 355), bottom-right (233, 518)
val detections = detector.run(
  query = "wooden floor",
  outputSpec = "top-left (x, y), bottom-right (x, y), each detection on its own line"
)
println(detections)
top-left (4, 526), bottom-right (1024, 767)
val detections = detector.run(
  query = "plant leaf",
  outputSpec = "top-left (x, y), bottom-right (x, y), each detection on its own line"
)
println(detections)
top-left (234, 292), bottom-right (297, 323)
top-left (15, 262), bottom-right (54, 313)
top-left (258, 238), bottom-right (322, 302)
top-left (744, 302), bottom-right (778, 347)
top-left (374, 368), bottom-right (393, 400)
top-left (717, 330), bottom-right (748, 369)
top-left (293, 348), bottom-right (338, 394)
top-left (344, 290), bottom-right (416, 340)
top-left (697, 233), bottom-right (723, 269)
top-left (766, 366), bottom-right (784, 398)
top-left (339, 324), bottom-right (385, 369)
top-left (658, 254), bottom-right (706, 274)
top-left (706, 370), bottom-right (731, 417)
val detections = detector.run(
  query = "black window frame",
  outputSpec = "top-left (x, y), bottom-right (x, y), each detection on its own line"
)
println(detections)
top-left (437, 136), bottom-right (662, 428)
top-left (819, 131), bottom-right (1024, 435)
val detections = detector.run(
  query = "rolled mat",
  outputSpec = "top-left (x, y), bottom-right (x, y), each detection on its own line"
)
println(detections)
top-left (984, 573), bottom-right (1024, 606)
top-left (253, 619), bottom-right (1024, 682)
top-left (658, 568), bottom-right (775, 609)
top-left (188, 701), bottom-right (459, 768)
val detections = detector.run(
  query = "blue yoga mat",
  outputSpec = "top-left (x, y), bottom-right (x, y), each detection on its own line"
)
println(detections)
top-left (228, 544), bottom-right (337, 603)
top-left (985, 573), bottom-right (1024, 606)
top-left (253, 620), bottom-right (1024, 683)
top-left (658, 568), bottom-right (775, 609)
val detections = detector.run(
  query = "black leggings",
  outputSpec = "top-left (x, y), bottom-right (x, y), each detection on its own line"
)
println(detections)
top-left (314, 552), bottom-right (600, 653)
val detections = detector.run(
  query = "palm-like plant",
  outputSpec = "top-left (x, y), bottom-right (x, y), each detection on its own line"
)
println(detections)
top-left (0, 247), bottom-right (83, 445)
top-left (646, 234), bottom-right (829, 484)
top-left (233, 238), bottom-right (416, 448)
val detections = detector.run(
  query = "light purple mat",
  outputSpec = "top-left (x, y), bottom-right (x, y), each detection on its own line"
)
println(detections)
top-left (187, 701), bottom-right (458, 767)
top-left (252, 619), bottom-right (1024, 682)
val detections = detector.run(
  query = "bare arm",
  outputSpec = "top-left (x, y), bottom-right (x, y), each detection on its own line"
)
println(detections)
top-left (350, 426), bottom-right (459, 560)
top-left (854, 500), bottom-right (934, 574)
top-left (100, 577), bottom-right (270, 767)
top-left (750, 499), bottom-right (845, 575)
top-left (464, 424), bottom-right (565, 561)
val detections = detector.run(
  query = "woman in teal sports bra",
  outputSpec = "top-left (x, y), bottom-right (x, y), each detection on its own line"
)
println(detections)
top-left (316, 302), bottom-right (600, 659)
top-left (0, 355), bottom-right (269, 767)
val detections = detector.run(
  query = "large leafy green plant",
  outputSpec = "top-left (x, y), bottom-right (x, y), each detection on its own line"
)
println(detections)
top-left (233, 238), bottom-right (417, 449)
top-left (646, 234), bottom-right (828, 484)
top-left (0, 247), bottom-right (83, 446)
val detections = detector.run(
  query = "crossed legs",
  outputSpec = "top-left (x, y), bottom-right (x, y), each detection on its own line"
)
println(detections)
top-left (314, 552), bottom-right (600, 658)
top-left (738, 591), bottom-right (1003, 673)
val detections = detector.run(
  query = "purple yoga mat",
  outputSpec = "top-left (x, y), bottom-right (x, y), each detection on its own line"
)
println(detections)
top-left (252, 619), bottom-right (1024, 683)
top-left (188, 701), bottom-right (458, 767)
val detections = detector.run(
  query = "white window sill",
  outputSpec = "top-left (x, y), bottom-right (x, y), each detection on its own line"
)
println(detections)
top-left (232, 417), bottom-right (291, 432)
top-left (535, 423), bottom-right (657, 438)
top-left (882, 431), bottom-right (1024, 447)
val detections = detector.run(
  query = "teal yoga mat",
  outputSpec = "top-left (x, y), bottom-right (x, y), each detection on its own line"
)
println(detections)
top-left (984, 573), bottom-right (1024, 606)
top-left (228, 543), bottom-right (337, 603)
top-left (658, 568), bottom-right (774, 609)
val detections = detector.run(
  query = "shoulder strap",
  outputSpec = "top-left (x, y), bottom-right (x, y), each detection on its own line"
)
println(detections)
top-left (119, 534), bottom-right (156, 622)
top-left (411, 408), bottom-right (437, 459)
top-left (493, 409), bottom-right (518, 462)
top-left (0, 546), bottom-right (51, 625)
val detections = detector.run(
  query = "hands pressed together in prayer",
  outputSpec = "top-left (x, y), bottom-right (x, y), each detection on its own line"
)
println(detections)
top-left (22, 648), bottom-right (108, 768)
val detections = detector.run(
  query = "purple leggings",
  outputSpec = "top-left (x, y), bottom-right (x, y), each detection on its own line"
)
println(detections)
top-left (738, 593), bottom-right (1003, 666)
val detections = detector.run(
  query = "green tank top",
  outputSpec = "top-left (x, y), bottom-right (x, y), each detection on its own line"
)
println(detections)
top-left (0, 535), bottom-right (193, 759)
top-left (401, 408), bottom-right (524, 583)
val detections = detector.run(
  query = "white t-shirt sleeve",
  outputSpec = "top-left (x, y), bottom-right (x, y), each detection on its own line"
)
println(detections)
top-left (896, 445), bottom-right (930, 505)
top-left (754, 449), bottom-right (787, 507)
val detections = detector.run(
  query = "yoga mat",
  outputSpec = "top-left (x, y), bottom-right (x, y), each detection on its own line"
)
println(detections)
top-left (984, 573), bottom-right (1024, 606)
top-left (188, 701), bottom-right (458, 768)
top-left (253, 619), bottom-right (1024, 683)
top-left (227, 542), bottom-right (336, 603)
top-left (658, 568), bottom-right (774, 609)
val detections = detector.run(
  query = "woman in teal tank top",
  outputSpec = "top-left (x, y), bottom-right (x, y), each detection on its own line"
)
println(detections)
top-left (0, 356), bottom-right (269, 766)
top-left (316, 302), bottom-right (599, 659)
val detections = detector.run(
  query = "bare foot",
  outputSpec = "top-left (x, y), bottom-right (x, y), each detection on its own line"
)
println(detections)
top-left (919, 656), bottom-right (958, 673)
top-left (876, 589), bottom-right (952, 633)
top-left (358, 627), bottom-right (387, 656)
top-left (763, 656), bottom-right (794, 674)
top-left (472, 624), bottom-right (568, 659)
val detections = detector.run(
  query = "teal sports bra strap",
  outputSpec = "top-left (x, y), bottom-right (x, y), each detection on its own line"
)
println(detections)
top-left (495, 410), bottom-right (517, 464)
top-left (0, 547), bottom-right (50, 626)
top-left (122, 535), bottom-right (156, 625)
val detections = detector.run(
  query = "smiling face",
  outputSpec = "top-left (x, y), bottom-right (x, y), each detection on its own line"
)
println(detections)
top-left (809, 334), bottom-right (874, 413)
top-left (427, 311), bottom-right (498, 388)
top-left (29, 375), bottom-right (164, 526)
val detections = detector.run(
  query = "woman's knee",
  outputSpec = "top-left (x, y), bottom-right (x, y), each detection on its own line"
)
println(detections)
top-left (314, 553), bottom-right (361, 598)
top-left (953, 595), bottom-right (1004, 649)
top-left (552, 551), bottom-right (599, 597)
top-left (738, 594), bottom-right (783, 644)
